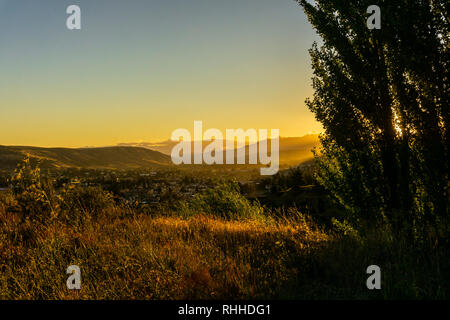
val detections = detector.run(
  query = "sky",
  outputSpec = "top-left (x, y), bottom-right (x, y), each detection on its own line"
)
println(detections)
top-left (0, 0), bottom-right (322, 148)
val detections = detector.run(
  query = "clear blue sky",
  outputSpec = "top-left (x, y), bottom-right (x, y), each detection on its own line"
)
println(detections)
top-left (0, 0), bottom-right (322, 147)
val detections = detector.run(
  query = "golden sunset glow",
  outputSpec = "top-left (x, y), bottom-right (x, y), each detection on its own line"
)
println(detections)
top-left (0, 0), bottom-right (322, 147)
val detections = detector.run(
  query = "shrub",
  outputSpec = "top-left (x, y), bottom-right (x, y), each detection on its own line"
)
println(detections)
top-left (60, 186), bottom-right (115, 222)
top-left (9, 156), bottom-right (59, 221)
top-left (187, 181), bottom-right (263, 220)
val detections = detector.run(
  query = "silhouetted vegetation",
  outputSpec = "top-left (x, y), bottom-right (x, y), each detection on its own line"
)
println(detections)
top-left (298, 0), bottom-right (448, 242)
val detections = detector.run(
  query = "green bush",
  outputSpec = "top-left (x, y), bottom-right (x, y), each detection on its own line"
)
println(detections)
top-left (186, 182), bottom-right (263, 220)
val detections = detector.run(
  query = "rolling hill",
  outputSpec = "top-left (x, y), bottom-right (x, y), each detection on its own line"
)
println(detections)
top-left (0, 134), bottom-right (321, 172)
top-left (0, 145), bottom-right (171, 171)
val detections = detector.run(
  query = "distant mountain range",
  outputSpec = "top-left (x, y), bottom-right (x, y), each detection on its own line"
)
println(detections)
top-left (118, 134), bottom-right (321, 165)
top-left (0, 134), bottom-right (320, 171)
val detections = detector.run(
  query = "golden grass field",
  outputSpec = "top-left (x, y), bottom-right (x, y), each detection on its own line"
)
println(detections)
top-left (0, 159), bottom-right (447, 300)
top-left (0, 206), bottom-right (330, 299)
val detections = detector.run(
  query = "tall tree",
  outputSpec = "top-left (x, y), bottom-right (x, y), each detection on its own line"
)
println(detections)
top-left (297, 0), bottom-right (449, 237)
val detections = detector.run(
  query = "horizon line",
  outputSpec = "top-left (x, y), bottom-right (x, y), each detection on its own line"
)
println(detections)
top-left (0, 133), bottom-right (322, 150)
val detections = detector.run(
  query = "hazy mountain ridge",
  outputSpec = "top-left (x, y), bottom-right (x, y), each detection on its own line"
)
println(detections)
top-left (118, 134), bottom-right (321, 165)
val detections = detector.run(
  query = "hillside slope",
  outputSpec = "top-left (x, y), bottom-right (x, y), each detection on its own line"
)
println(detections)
top-left (0, 146), bottom-right (171, 171)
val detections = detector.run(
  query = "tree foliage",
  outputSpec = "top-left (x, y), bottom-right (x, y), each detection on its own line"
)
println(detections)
top-left (297, 0), bottom-right (449, 237)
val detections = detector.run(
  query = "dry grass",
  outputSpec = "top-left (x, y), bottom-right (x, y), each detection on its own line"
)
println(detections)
top-left (1, 159), bottom-right (447, 300)
top-left (0, 208), bottom-right (330, 300)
